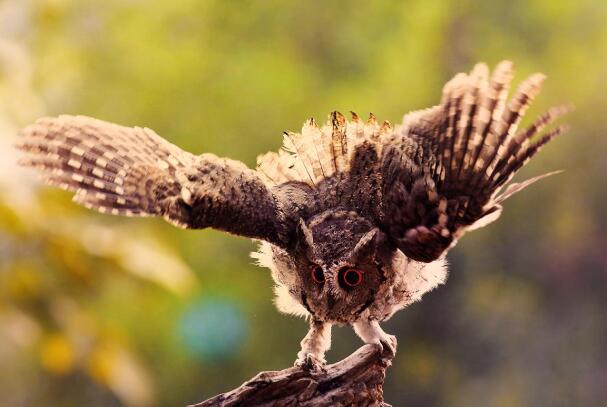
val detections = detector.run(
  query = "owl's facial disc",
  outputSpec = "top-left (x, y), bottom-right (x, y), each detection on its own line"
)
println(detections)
top-left (294, 211), bottom-right (390, 323)
top-left (303, 259), bottom-right (384, 323)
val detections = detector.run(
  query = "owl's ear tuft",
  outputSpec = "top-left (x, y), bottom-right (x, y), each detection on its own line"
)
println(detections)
top-left (297, 218), bottom-right (316, 259)
top-left (351, 228), bottom-right (379, 264)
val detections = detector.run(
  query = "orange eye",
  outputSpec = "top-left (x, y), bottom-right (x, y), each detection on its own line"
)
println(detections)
top-left (310, 265), bottom-right (325, 284)
top-left (340, 268), bottom-right (363, 287)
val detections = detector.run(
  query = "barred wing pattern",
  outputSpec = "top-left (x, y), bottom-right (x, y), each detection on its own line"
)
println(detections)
top-left (17, 116), bottom-right (288, 246)
top-left (381, 61), bottom-right (569, 262)
top-left (16, 61), bottom-right (568, 264)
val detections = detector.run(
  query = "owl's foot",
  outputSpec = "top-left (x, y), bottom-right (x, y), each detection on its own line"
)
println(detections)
top-left (377, 333), bottom-right (397, 357)
top-left (353, 319), bottom-right (398, 358)
top-left (362, 331), bottom-right (397, 357)
top-left (294, 352), bottom-right (326, 372)
top-left (295, 319), bottom-right (331, 372)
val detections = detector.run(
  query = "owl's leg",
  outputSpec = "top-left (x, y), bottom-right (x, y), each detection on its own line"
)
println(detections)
top-left (353, 319), bottom-right (397, 356)
top-left (294, 319), bottom-right (332, 370)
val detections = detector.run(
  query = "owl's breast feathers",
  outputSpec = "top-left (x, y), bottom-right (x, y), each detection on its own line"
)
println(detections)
top-left (259, 61), bottom-right (570, 262)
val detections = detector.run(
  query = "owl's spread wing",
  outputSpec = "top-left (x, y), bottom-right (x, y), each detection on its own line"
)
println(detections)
top-left (380, 61), bottom-right (570, 262)
top-left (17, 115), bottom-right (289, 247)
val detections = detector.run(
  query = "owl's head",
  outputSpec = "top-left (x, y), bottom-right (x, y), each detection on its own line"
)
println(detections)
top-left (265, 210), bottom-right (397, 324)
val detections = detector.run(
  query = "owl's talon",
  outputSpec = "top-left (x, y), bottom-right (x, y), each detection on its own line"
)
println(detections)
top-left (370, 334), bottom-right (397, 357)
top-left (353, 320), bottom-right (398, 358)
top-left (378, 334), bottom-right (397, 357)
top-left (294, 353), bottom-right (326, 372)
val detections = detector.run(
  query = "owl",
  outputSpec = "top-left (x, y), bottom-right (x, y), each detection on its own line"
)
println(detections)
top-left (17, 61), bottom-right (569, 369)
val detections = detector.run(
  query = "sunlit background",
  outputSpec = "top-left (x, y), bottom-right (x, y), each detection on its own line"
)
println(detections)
top-left (1, 1), bottom-right (606, 406)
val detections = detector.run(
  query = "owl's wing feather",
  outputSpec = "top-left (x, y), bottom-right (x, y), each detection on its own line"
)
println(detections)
top-left (381, 61), bottom-right (570, 262)
top-left (17, 115), bottom-right (289, 246)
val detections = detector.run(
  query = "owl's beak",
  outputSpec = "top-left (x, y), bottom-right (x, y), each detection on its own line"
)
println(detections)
top-left (326, 291), bottom-right (336, 309)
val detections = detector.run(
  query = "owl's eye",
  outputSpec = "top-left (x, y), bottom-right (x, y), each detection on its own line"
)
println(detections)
top-left (340, 268), bottom-right (363, 287)
top-left (310, 265), bottom-right (325, 284)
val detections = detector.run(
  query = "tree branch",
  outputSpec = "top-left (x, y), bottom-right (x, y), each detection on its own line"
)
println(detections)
top-left (188, 344), bottom-right (395, 407)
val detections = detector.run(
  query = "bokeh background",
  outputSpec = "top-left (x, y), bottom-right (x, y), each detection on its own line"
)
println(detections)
top-left (1, 1), bottom-right (605, 406)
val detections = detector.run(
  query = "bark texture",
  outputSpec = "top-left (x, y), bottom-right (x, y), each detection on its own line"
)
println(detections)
top-left (188, 344), bottom-right (394, 407)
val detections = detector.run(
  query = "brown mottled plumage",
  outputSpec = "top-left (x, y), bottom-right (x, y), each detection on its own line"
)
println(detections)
top-left (17, 61), bottom-right (569, 367)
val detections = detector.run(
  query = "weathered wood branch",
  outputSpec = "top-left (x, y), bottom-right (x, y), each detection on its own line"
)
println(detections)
top-left (188, 344), bottom-right (395, 407)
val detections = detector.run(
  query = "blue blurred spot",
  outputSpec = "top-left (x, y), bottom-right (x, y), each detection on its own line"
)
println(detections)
top-left (179, 297), bottom-right (248, 361)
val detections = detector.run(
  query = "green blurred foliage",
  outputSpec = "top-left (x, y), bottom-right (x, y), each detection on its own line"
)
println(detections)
top-left (1, 0), bottom-right (606, 406)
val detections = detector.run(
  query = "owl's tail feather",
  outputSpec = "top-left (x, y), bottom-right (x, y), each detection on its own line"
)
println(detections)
top-left (432, 61), bottom-right (570, 218)
top-left (257, 111), bottom-right (392, 187)
top-left (16, 115), bottom-right (193, 221)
